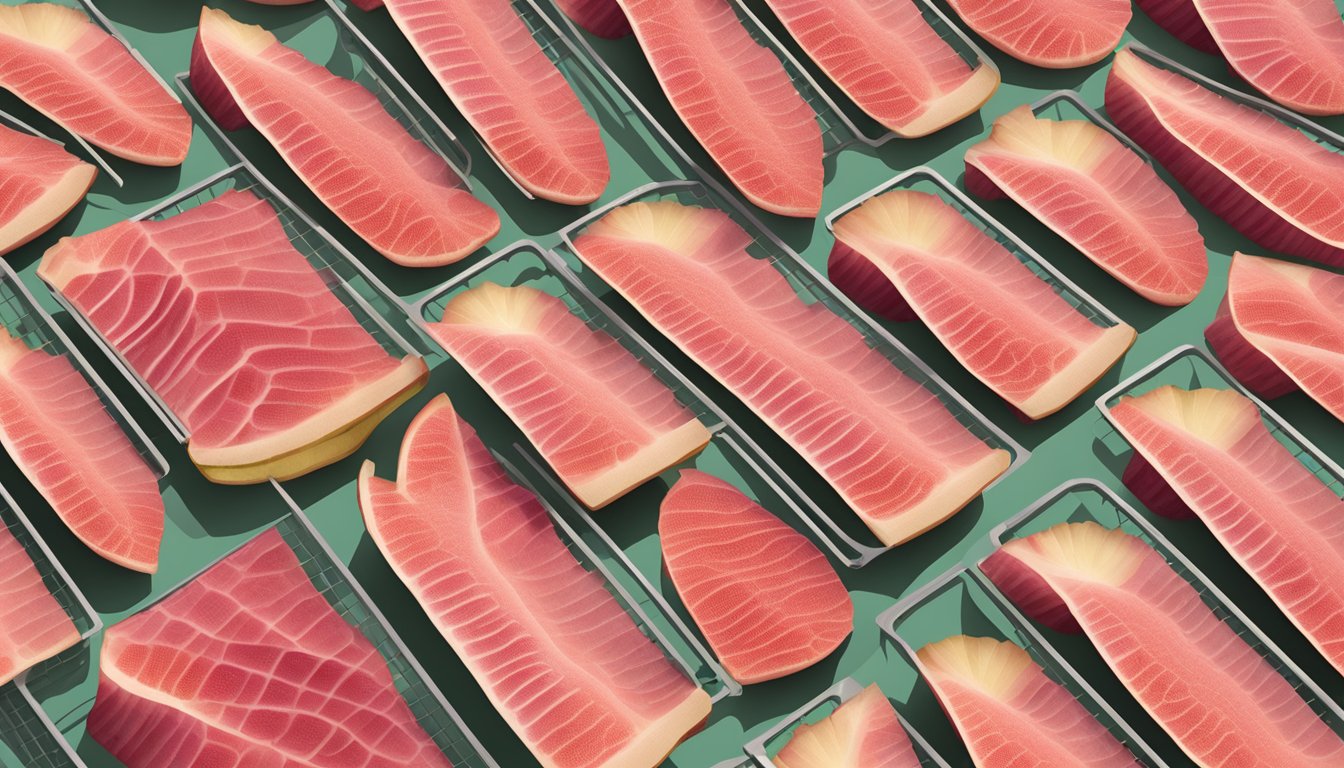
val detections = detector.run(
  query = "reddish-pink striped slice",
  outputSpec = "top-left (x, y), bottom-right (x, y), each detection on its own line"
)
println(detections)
top-left (0, 521), bottom-right (78, 686)
top-left (1106, 47), bottom-right (1344, 268)
top-left (1133, 0), bottom-right (1220, 52)
top-left (572, 200), bottom-right (1012, 546)
top-left (190, 8), bottom-right (499, 267)
top-left (965, 106), bottom-right (1207, 306)
top-left (617, 0), bottom-right (823, 217)
top-left (659, 470), bottom-right (852, 684)
top-left (774, 684), bottom-right (921, 768)
top-left (0, 122), bottom-right (95, 257)
top-left (0, 329), bottom-right (162, 573)
top-left (830, 189), bottom-right (1135, 419)
top-left (0, 4), bottom-right (189, 166)
top-left (426, 283), bottom-right (710, 509)
top-left (87, 529), bottom-right (450, 768)
top-left (555, 0), bottom-right (631, 38)
top-left (355, 0), bottom-right (610, 204)
top-left (762, 0), bottom-right (999, 138)
top-left (913, 636), bottom-right (1138, 767)
top-left (984, 521), bottom-right (1344, 766)
top-left (944, 0), bottom-right (1130, 68)
top-left (1109, 385), bottom-right (1344, 677)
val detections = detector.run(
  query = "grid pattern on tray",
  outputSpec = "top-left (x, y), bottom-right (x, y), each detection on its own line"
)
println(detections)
top-left (0, 684), bottom-right (78, 768)
top-left (0, 484), bottom-right (100, 650)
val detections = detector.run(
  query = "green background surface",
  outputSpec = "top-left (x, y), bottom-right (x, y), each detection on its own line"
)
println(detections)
top-left (4, 0), bottom-right (1344, 766)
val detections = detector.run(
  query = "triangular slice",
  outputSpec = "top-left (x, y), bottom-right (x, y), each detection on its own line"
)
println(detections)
top-left (1109, 385), bottom-right (1344, 677)
top-left (983, 521), bottom-right (1344, 766)
top-left (0, 521), bottom-right (78, 687)
top-left (39, 189), bottom-right (429, 484)
top-left (1106, 47), bottom-right (1344, 268)
top-left (190, 8), bottom-right (499, 267)
top-left (0, 123), bottom-right (96, 257)
top-left (965, 106), bottom-right (1207, 306)
top-left (762, 0), bottom-right (999, 138)
top-left (944, 0), bottom-right (1130, 68)
top-left (830, 189), bottom-right (1135, 419)
top-left (572, 200), bottom-right (1011, 546)
top-left (1133, 0), bottom-right (1220, 53)
top-left (358, 395), bottom-right (711, 768)
top-left (616, 0), bottom-right (823, 217)
top-left (913, 636), bottom-right (1138, 767)
top-left (659, 470), bottom-right (852, 684)
top-left (87, 529), bottom-right (451, 767)
top-left (426, 283), bottom-right (711, 509)
top-left (0, 4), bottom-right (190, 166)
top-left (554, 0), bottom-right (631, 38)
top-left (0, 329), bottom-right (163, 573)
top-left (774, 684), bottom-right (921, 768)
top-left (354, 0), bottom-right (610, 204)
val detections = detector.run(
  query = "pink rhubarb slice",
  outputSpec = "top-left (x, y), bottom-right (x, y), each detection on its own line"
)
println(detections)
top-left (659, 470), bottom-right (852, 684)
top-left (830, 188), bottom-right (1135, 419)
top-left (984, 521), bottom-right (1344, 766)
top-left (1133, 0), bottom-right (1220, 53)
top-left (38, 189), bottom-right (428, 485)
top-left (555, 0), bottom-right (631, 38)
top-left (0, 520), bottom-right (78, 687)
top-left (0, 122), bottom-right (95, 257)
top-left (426, 282), bottom-right (710, 509)
top-left (572, 199), bottom-right (1012, 546)
top-left (774, 684), bottom-right (922, 768)
top-left (943, 0), bottom-right (1130, 68)
top-left (761, 0), bottom-right (999, 138)
top-left (190, 7), bottom-right (499, 267)
top-left (965, 105), bottom-right (1207, 306)
top-left (86, 528), bottom-right (451, 768)
top-left (358, 395), bottom-right (711, 768)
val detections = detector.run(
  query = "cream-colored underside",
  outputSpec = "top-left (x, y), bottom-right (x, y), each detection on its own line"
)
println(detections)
top-left (0, 162), bottom-right (95, 256)
top-left (1017, 324), bottom-right (1136, 419)
top-left (888, 64), bottom-right (1000, 138)
top-left (864, 449), bottom-right (1011, 546)
top-left (569, 419), bottom-right (711, 510)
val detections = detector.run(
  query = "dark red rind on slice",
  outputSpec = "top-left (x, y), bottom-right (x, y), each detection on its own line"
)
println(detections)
top-left (1133, 0), bottom-right (1220, 53)
top-left (1204, 298), bottom-right (1301, 400)
top-left (980, 548), bottom-right (1082, 633)
top-left (189, 29), bottom-right (249, 131)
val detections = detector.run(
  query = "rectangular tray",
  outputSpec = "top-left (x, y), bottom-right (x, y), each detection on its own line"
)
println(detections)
top-left (554, 179), bottom-right (1029, 565)
top-left (17, 482), bottom-right (498, 768)
top-left (0, 683), bottom-right (78, 768)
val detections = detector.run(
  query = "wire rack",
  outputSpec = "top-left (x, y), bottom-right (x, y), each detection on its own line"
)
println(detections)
top-left (0, 683), bottom-right (80, 768)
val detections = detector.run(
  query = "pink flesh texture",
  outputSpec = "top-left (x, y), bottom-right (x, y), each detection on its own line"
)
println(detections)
top-left (830, 189), bottom-right (1135, 420)
top-left (368, 0), bottom-right (610, 204)
top-left (774, 684), bottom-right (922, 768)
top-left (554, 0), bottom-right (632, 38)
top-left (943, 0), bottom-right (1130, 68)
top-left (0, 4), bottom-right (189, 166)
top-left (1132, 0), bottom-right (1220, 52)
top-left (426, 283), bottom-right (710, 509)
top-left (913, 635), bottom-right (1138, 767)
top-left (358, 396), bottom-right (709, 768)
top-left (983, 521), bottom-right (1344, 767)
top-left (190, 8), bottom-right (499, 267)
top-left (761, 0), bottom-right (999, 137)
top-left (37, 189), bottom-right (427, 479)
top-left (0, 329), bottom-right (162, 573)
top-left (616, 0), bottom-right (824, 217)
top-left (572, 200), bottom-right (1011, 547)
top-left (86, 528), bottom-right (450, 768)
top-left (1205, 295), bottom-right (1302, 401)
top-left (0, 123), bottom-right (95, 256)
top-left (965, 106), bottom-right (1207, 306)
top-left (1109, 385), bottom-right (1344, 677)
top-left (0, 521), bottom-right (78, 686)
top-left (659, 470), bottom-right (852, 684)
top-left (1193, 0), bottom-right (1344, 116)
top-left (1105, 48), bottom-right (1344, 268)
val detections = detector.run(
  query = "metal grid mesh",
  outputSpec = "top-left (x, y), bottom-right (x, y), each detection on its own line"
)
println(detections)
top-left (0, 685), bottom-right (73, 768)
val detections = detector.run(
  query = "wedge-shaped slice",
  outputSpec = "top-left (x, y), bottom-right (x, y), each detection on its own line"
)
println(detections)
top-left (774, 684), bottom-right (921, 768)
top-left (617, 0), bottom-right (823, 217)
top-left (944, 0), bottom-right (1130, 68)
top-left (87, 529), bottom-right (450, 768)
top-left (0, 521), bottom-right (78, 687)
top-left (359, 395), bottom-right (710, 768)
top-left (913, 636), bottom-right (1137, 767)
top-left (965, 106), bottom-right (1207, 306)
top-left (0, 329), bottom-right (163, 573)
top-left (427, 283), bottom-right (710, 509)
top-left (0, 123), bottom-right (96, 257)
top-left (1106, 48), bottom-right (1344, 267)
top-left (830, 189), bottom-right (1135, 419)
top-left (39, 190), bottom-right (428, 484)
top-left (573, 200), bottom-right (1011, 546)
top-left (762, 0), bottom-right (999, 138)
top-left (660, 470), bottom-right (852, 684)
top-left (555, 0), bottom-right (631, 38)
top-left (1133, 0), bottom-right (1219, 52)
top-left (355, 0), bottom-right (609, 204)
top-left (983, 521), bottom-right (1344, 767)
top-left (190, 8), bottom-right (499, 267)
top-left (1109, 386), bottom-right (1344, 676)
top-left (0, 4), bottom-right (189, 166)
